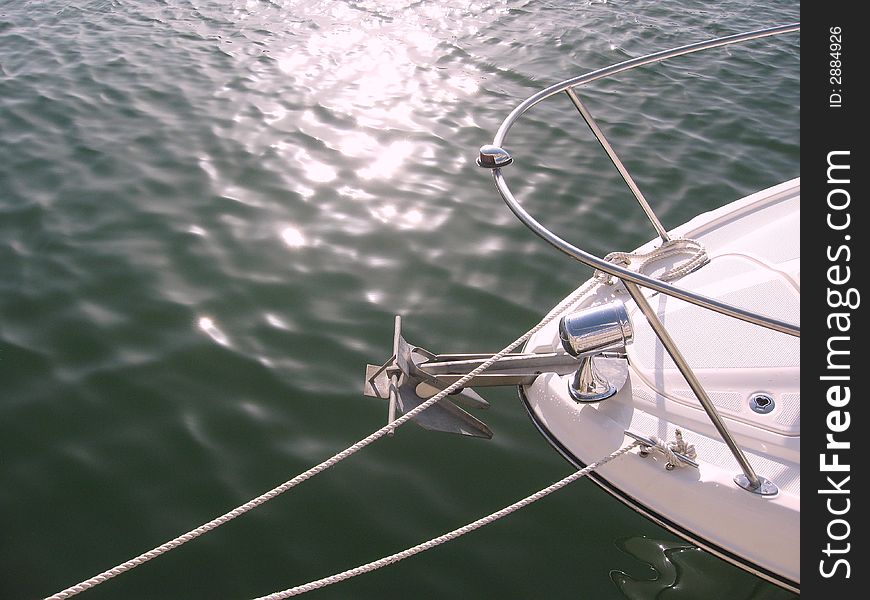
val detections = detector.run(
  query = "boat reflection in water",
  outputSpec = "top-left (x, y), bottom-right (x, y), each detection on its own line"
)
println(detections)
top-left (610, 536), bottom-right (794, 600)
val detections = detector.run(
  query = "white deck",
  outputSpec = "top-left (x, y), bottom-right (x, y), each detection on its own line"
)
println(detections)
top-left (523, 179), bottom-right (800, 589)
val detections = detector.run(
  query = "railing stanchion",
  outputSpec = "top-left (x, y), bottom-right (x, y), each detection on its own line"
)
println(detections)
top-left (564, 88), bottom-right (670, 243)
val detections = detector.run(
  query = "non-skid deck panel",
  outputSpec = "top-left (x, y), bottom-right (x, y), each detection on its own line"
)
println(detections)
top-left (627, 185), bottom-right (800, 436)
top-left (630, 257), bottom-right (799, 370)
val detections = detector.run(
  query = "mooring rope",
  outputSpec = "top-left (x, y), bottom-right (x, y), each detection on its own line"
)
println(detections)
top-left (44, 278), bottom-right (602, 600)
top-left (647, 429), bottom-right (698, 469)
top-left (254, 442), bottom-right (640, 599)
top-left (45, 237), bottom-right (706, 600)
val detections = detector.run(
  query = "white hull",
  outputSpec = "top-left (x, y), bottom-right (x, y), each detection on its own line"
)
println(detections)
top-left (522, 179), bottom-right (800, 590)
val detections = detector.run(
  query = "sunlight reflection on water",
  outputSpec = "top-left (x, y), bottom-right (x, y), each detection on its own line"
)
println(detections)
top-left (279, 225), bottom-right (307, 248)
top-left (0, 1), bottom-right (799, 598)
top-left (197, 316), bottom-right (230, 346)
top-left (220, 0), bottom-right (503, 225)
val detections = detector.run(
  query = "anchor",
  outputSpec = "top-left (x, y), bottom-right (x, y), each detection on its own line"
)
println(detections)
top-left (363, 301), bottom-right (634, 439)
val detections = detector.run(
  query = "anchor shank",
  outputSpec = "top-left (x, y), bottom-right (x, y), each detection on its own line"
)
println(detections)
top-left (427, 373), bottom-right (546, 387)
top-left (418, 352), bottom-right (577, 376)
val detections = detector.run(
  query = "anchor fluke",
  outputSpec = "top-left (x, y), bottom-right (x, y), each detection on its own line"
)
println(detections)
top-left (363, 316), bottom-right (493, 439)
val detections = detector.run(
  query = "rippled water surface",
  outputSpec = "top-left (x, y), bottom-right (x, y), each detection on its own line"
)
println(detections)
top-left (1, 1), bottom-right (799, 598)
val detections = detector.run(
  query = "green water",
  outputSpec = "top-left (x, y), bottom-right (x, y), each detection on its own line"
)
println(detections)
top-left (1, 1), bottom-right (799, 598)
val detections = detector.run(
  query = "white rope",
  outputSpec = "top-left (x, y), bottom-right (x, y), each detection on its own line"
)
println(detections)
top-left (45, 239), bottom-right (708, 600)
top-left (594, 237), bottom-right (708, 286)
top-left (44, 278), bottom-right (601, 600)
top-left (647, 430), bottom-right (697, 469)
top-left (253, 442), bottom-right (640, 599)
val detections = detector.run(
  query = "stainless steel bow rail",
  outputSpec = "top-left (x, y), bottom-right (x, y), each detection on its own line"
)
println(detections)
top-left (477, 23), bottom-right (800, 495)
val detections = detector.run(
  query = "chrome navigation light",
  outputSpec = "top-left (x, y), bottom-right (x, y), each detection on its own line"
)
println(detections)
top-left (476, 145), bottom-right (513, 168)
top-left (559, 301), bottom-right (633, 402)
